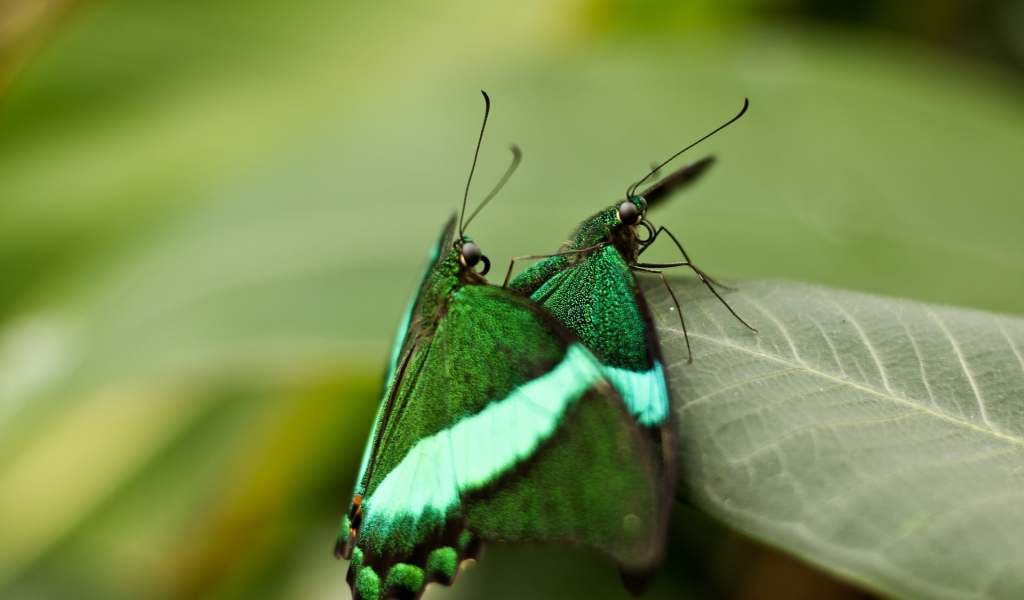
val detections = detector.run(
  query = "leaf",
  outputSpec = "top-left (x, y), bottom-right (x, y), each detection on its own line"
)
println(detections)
top-left (646, 277), bottom-right (1024, 600)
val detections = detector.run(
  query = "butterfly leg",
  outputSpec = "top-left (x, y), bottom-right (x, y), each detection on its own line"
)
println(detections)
top-left (637, 224), bottom-right (735, 290)
top-left (631, 265), bottom-right (692, 363)
top-left (501, 244), bottom-right (607, 288)
top-left (502, 253), bottom-right (557, 288)
top-left (636, 260), bottom-right (757, 335)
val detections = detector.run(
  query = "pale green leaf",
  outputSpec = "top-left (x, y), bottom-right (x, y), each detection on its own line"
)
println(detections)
top-left (647, 277), bottom-right (1024, 600)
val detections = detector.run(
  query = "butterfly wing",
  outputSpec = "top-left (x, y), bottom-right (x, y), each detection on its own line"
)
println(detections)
top-left (639, 155), bottom-right (715, 208)
top-left (509, 246), bottom-right (677, 565)
top-left (343, 223), bottom-right (661, 600)
top-left (449, 287), bottom-right (664, 573)
top-left (337, 216), bottom-right (455, 561)
top-left (510, 247), bottom-right (673, 426)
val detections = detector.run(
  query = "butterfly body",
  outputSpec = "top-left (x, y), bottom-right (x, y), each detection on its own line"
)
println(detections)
top-left (336, 91), bottom-right (695, 599)
top-left (340, 218), bottom-right (664, 600)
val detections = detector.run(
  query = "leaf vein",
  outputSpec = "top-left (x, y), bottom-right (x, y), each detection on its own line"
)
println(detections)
top-left (807, 313), bottom-right (850, 379)
top-left (672, 330), bottom-right (1024, 448)
top-left (702, 409), bottom-right (927, 489)
top-left (680, 367), bottom-right (804, 411)
top-left (895, 310), bottom-right (938, 409)
top-left (693, 383), bottom-right (853, 450)
top-left (796, 445), bottom-right (1021, 528)
top-left (994, 317), bottom-right (1024, 380)
top-left (810, 287), bottom-right (894, 395)
top-left (878, 488), bottom-right (1024, 554)
top-left (741, 292), bottom-right (803, 364)
top-left (926, 308), bottom-right (992, 429)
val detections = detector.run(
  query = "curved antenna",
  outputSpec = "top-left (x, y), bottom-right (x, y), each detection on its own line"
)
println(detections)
top-left (459, 91), bottom-right (491, 236)
top-left (627, 98), bottom-right (749, 199)
top-left (462, 144), bottom-right (522, 233)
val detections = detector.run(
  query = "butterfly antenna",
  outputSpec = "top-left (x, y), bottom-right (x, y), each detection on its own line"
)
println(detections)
top-left (627, 98), bottom-right (749, 199)
top-left (459, 90), bottom-right (491, 237)
top-left (462, 144), bottom-right (522, 232)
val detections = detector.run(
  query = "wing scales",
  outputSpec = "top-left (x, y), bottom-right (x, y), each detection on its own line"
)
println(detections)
top-left (509, 243), bottom-right (678, 581)
top-left (346, 279), bottom-right (660, 599)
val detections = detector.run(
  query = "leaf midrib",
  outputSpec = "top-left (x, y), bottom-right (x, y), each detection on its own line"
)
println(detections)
top-left (659, 325), bottom-right (1024, 449)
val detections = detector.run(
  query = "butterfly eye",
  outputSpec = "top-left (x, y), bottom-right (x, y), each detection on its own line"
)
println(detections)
top-left (459, 242), bottom-right (490, 275)
top-left (617, 200), bottom-right (642, 225)
top-left (460, 241), bottom-right (481, 267)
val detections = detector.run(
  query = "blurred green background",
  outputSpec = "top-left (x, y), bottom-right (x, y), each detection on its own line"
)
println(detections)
top-left (0, 1), bottom-right (1022, 599)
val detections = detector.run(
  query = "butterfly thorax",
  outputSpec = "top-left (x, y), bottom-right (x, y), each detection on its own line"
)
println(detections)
top-left (418, 247), bottom-right (487, 331)
top-left (567, 200), bottom-right (643, 265)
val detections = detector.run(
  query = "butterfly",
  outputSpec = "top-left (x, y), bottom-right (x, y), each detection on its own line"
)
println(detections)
top-left (503, 99), bottom-right (757, 523)
top-left (336, 92), bottom-right (666, 600)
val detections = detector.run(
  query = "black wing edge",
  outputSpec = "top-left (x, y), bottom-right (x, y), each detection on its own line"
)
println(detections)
top-left (640, 155), bottom-right (715, 208)
top-left (335, 215), bottom-right (459, 560)
top-left (629, 282), bottom-right (680, 582)
top-left (391, 213), bottom-right (458, 384)
top-left (345, 515), bottom-right (484, 600)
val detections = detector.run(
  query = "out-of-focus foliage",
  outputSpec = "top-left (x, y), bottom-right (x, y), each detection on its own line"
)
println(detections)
top-left (591, 0), bottom-right (1024, 74)
top-left (0, 0), bottom-right (81, 97)
top-left (0, 0), bottom-right (1021, 599)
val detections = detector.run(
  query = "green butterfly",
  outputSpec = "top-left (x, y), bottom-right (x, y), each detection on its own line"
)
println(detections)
top-left (504, 99), bottom-right (757, 511)
top-left (336, 93), bottom-right (666, 600)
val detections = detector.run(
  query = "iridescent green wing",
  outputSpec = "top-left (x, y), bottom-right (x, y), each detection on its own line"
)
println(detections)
top-left (510, 246), bottom-right (672, 429)
top-left (500, 157), bottom-right (717, 564)
top-left (338, 217), bottom-right (454, 564)
top-left (509, 246), bottom-right (676, 559)
top-left (342, 227), bottom-right (661, 600)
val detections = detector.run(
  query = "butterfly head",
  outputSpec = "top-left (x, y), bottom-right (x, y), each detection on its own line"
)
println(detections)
top-left (569, 195), bottom-right (654, 258)
top-left (616, 196), bottom-right (647, 226)
top-left (615, 196), bottom-right (656, 254)
top-left (456, 91), bottom-right (520, 268)
top-left (455, 235), bottom-right (491, 276)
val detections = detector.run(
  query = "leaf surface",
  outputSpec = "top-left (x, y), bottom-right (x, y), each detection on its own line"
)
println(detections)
top-left (647, 277), bottom-right (1024, 600)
